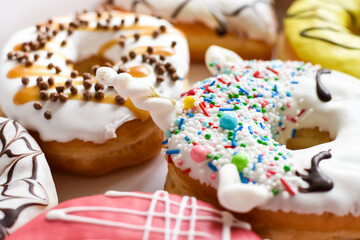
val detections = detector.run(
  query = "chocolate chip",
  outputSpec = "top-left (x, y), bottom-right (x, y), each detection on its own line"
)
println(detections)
top-left (50, 92), bottom-right (59, 102)
top-left (61, 40), bottom-right (67, 47)
top-left (129, 51), bottom-right (136, 59)
top-left (55, 66), bottom-right (62, 74)
top-left (59, 23), bottom-right (65, 30)
top-left (66, 59), bottom-right (74, 65)
top-left (39, 81), bottom-right (49, 90)
top-left (121, 55), bottom-right (128, 63)
top-left (21, 77), bottom-right (29, 86)
top-left (155, 63), bottom-right (166, 75)
top-left (70, 85), bottom-right (78, 95)
top-left (83, 90), bottom-right (92, 101)
top-left (117, 65), bottom-right (128, 74)
top-left (44, 111), bottom-right (52, 120)
top-left (94, 82), bottom-right (104, 91)
top-left (56, 86), bottom-right (65, 93)
top-left (149, 57), bottom-right (156, 64)
top-left (159, 54), bottom-right (166, 61)
top-left (165, 62), bottom-right (172, 70)
top-left (59, 93), bottom-right (68, 103)
top-left (33, 102), bottom-right (42, 110)
top-left (65, 79), bottom-right (72, 88)
top-left (36, 77), bottom-right (43, 86)
top-left (7, 51), bottom-right (15, 60)
top-left (160, 25), bottom-right (166, 33)
top-left (115, 95), bottom-right (125, 105)
top-left (121, 19), bottom-right (125, 26)
top-left (67, 27), bottom-right (74, 36)
top-left (47, 63), bottom-right (54, 69)
top-left (36, 24), bottom-right (42, 31)
top-left (171, 41), bottom-right (177, 48)
top-left (71, 70), bottom-right (79, 78)
top-left (91, 65), bottom-right (100, 75)
top-left (47, 52), bottom-right (53, 58)
top-left (156, 76), bottom-right (164, 82)
top-left (25, 61), bottom-right (33, 67)
top-left (34, 54), bottom-right (40, 61)
top-left (142, 53), bottom-right (149, 63)
top-left (147, 46), bottom-right (153, 54)
top-left (118, 39), bottom-right (125, 48)
top-left (39, 90), bottom-right (49, 100)
top-left (95, 90), bottom-right (105, 100)
top-left (168, 66), bottom-right (176, 74)
top-left (134, 15), bottom-right (139, 24)
top-left (152, 30), bottom-right (159, 38)
top-left (83, 72), bottom-right (91, 80)
top-left (134, 32), bottom-right (140, 41)
top-left (171, 73), bottom-right (179, 81)
top-left (48, 77), bottom-right (54, 86)
top-left (83, 80), bottom-right (92, 90)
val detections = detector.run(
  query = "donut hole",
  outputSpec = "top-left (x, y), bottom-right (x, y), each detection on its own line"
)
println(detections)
top-left (73, 55), bottom-right (113, 75)
top-left (285, 127), bottom-right (333, 150)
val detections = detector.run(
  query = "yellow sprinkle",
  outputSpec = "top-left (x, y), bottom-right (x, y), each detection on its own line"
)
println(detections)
top-left (183, 96), bottom-right (195, 110)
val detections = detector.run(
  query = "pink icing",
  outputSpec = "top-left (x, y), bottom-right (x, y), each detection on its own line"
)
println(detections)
top-left (7, 191), bottom-right (260, 240)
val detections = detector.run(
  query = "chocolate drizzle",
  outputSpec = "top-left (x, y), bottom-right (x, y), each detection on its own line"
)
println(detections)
top-left (296, 151), bottom-right (334, 193)
top-left (0, 119), bottom-right (49, 239)
top-left (316, 68), bottom-right (332, 102)
top-left (131, 0), bottom-right (270, 36)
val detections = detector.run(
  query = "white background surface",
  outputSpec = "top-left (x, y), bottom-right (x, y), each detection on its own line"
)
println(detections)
top-left (0, 0), bottom-right (209, 202)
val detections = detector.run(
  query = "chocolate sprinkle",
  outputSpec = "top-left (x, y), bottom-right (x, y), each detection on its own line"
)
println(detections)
top-left (33, 102), bottom-right (42, 110)
top-left (44, 111), bottom-right (52, 120)
top-left (316, 69), bottom-right (332, 102)
top-left (115, 95), bottom-right (125, 105)
top-left (83, 90), bottom-right (92, 101)
top-left (21, 77), bottom-right (29, 86)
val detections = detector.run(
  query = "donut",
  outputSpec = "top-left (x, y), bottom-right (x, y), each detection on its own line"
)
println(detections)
top-left (277, 0), bottom-right (360, 78)
top-left (0, 117), bottom-right (57, 239)
top-left (0, 9), bottom-right (189, 176)
top-left (108, 0), bottom-right (277, 61)
top-left (7, 190), bottom-right (261, 240)
top-left (97, 45), bottom-right (360, 239)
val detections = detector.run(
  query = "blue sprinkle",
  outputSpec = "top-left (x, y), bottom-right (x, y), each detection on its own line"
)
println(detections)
top-left (291, 72), bottom-right (295, 77)
top-left (259, 122), bottom-right (265, 130)
top-left (258, 154), bottom-right (263, 162)
top-left (248, 126), bottom-right (253, 134)
top-left (166, 130), bottom-right (172, 137)
top-left (257, 94), bottom-right (263, 97)
top-left (286, 92), bottom-right (291, 97)
top-left (219, 108), bottom-right (234, 111)
top-left (185, 136), bottom-right (190, 141)
top-left (188, 113), bottom-right (194, 117)
top-left (273, 84), bottom-right (278, 94)
top-left (203, 98), bottom-right (212, 102)
top-left (291, 81), bottom-right (299, 84)
top-left (208, 162), bottom-right (218, 172)
top-left (252, 164), bottom-right (256, 170)
top-left (236, 125), bottom-right (243, 132)
top-left (166, 149), bottom-right (180, 154)
top-left (209, 80), bottom-right (216, 86)
top-left (197, 131), bottom-right (202, 135)
top-left (239, 172), bottom-right (249, 184)
top-left (232, 131), bottom-right (237, 146)
top-left (179, 76), bottom-right (184, 81)
top-left (292, 129), bottom-right (297, 138)
top-left (178, 118), bottom-right (184, 129)
top-left (278, 121), bottom-right (282, 127)
top-left (162, 139), bottom-right (168, 145)
top-left (283, 155), bottom-right (287, 160)
top-left (239, 87), bottom-right (249, 95)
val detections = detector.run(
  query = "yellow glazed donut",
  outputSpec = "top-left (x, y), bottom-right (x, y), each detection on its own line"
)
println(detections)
top-left (278, 0), bottom-right (360, 79)
top-left (97, 46), bottom-right (360, 239)
top-left (0, 10), bottom-right (189, 176)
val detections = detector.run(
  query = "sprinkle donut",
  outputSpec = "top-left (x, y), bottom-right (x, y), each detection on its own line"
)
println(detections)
top-left (7, 190), bottom-right (260, 240)
top-left (278, 0), bottom-right (360, 78)
top-left (97, 46), bottom-right (360, 239)
top-left (109, 0), bottom-right (277, 60)
top-left (0, 117), bottom-right (57, 239)
top-left (0, 10), bottom-right (189, 176)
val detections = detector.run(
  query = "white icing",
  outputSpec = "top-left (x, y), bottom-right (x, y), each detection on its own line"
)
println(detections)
top-left (103, 45), bottom-right (360, 217)
top-left (46, 190), bottom-right (250, 239)
top-left (0, 11), bottom-right (189, 143)
top-left (96, 67), bottom-right (178, 132)
top-left (113, 0), bottom-right (277, 44)
top-left (0, 117), bottom-right (57, 236)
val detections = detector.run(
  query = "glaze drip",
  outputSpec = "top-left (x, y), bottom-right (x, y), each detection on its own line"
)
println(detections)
top-left (316, 68), bottom-right (332, 102)
top-left (0, 119), bottom-right (50, 239)
top-left (296, 151), bottom-right (334, 193)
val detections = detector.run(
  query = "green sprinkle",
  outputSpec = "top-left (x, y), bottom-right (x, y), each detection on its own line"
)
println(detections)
top-left (209, 63), bottom-right (214, 67)
top-left (214, 155), bottom-right (221, 160)
top-left (280, 106), bottom-right (286, 111)
top-left (239, 92), bottom-right (244, 95)
top-left (217, 84), bottom-right (221, 88)
top-left (238, 122), bottom-right (243, 126)
top-left (228, 93), bottom-right (234, 98)
top-left (278, 152), bottom-right (283, 156)
top-left (206, 154), bottom-right (212, 159)
top-left (231, 153), bottom-right (248, 172)
top-left (243, 102), bottom-right (247, 106)
top-left (275, 77), bottom-right (279, 81)
top-left (253, 104), bottom-right (257, 108)
top-left (210, 101), bottom-right (216, 105)
top-left (272, 188), bottom-right (279, 196)
top-left (247, 96), bottom-right (253, 99)
top-left (252, 88), bottom-right (257, 91)
top-left (228, 131), bottom-right (234, 137)
top-left (234, 105), bottom-right (240, 110)
top-left (296, 67), bottom-right (301, 71)
top-left (205, 134), bottom-right (211, 140)
top-left (228, 137), bottom-right (233, 141)
top-left (284, 165), bottom-right (291, 172)
top-left (234, 93), bottom-right (239, 98)
top-left (274, 156), bottom-right (279, 160)
top-left (217, 113), bottom-right (223, 118)
top-left (257, 139), bottom-right (263, 144)
top-left (188, 141), bottom-right (193, 144)
top-left (240, 143), bottom-right (246, 148)
top-left (262, 108), bottom-right (266, 113)
top-left (264, 78), bottom-right (269, 82)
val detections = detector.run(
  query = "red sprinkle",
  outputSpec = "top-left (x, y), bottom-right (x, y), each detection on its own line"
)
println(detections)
top-left (217, 77), bottom-right (227, 84)
top-left (234, 76), bottom-right (241, 82)
top-left (199, 102), bottom-right (210, 117)
top-left (286, 103), bottom-right (291, 108)
top-left (181, 88), bottom-right (196, 97)
top-left (262, 116), bottom-right (268, 122)
top-left (266, 66), bottom-right (279, 75)
top-left (208, 122), bottom-right (214, 126)
top-left (177, 160), bottom-right (183, 166)
top-left (280, 178), bottom-right (295, 196)
top-left (192, 142), bottom-right (199, 145)
top-left (182, 168), bottom-right (191, 175)
top-left (297, 109), bottom-right (306, 117)
top-left (253, 71), bottom-right (263, 78)
top-left (286, 116), bottom-right (297, 123)
top-left (225, 145), bottom-right (236, 149)
top-left (267, 170), bottom-right (277, 175)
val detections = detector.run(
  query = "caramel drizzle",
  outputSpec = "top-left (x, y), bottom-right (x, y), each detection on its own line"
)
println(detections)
top-left (131, 46), bottom-right (175, 56)
top-left (7, 65), bottom-right (69, 79)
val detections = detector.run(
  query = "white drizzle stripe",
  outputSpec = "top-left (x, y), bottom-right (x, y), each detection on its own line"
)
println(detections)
top-left (46, 190), bottom-right (250, 239)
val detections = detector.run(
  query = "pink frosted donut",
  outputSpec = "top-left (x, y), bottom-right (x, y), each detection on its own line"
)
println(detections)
top-left (7, 190), bottom-right (260, 240)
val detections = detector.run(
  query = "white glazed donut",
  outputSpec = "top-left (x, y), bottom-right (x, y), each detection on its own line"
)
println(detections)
top-left (7, 190), bottom-right (261, 240)
top-left (109, 0), bottom-right (277, 60)
top-left (0, 9), bottom-right (189, 176)
top-left (0, 117), bottom-right (57, 239)
top-left (97, 46), bottom-right (360, 239)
